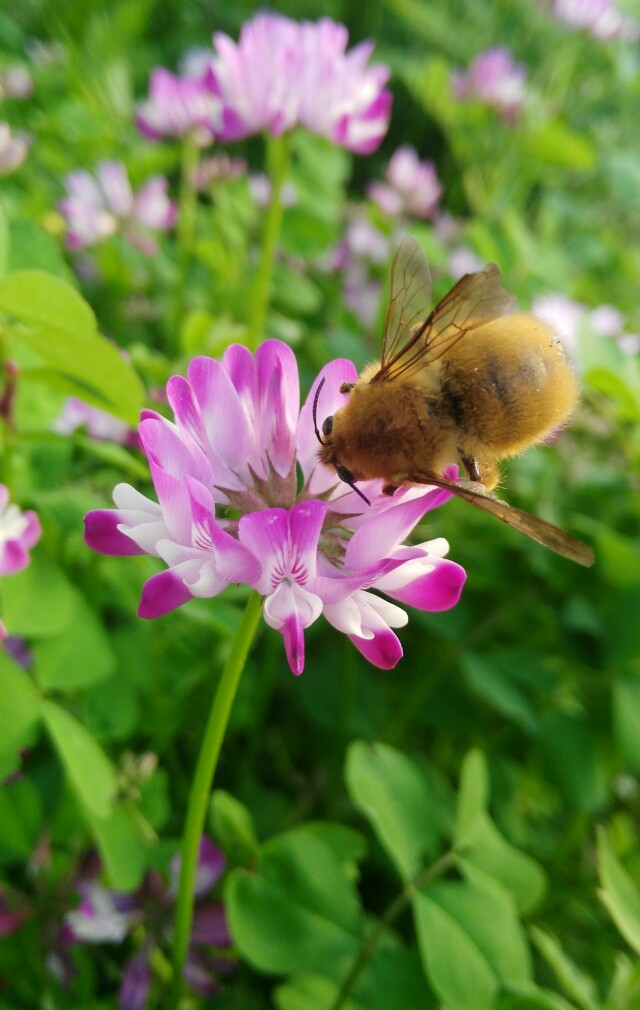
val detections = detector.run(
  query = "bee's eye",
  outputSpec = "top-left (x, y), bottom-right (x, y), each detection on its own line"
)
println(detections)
top-left (322, 416), bottom-right (333, 437)
top-left (336, 465), bottom-right (354, 484)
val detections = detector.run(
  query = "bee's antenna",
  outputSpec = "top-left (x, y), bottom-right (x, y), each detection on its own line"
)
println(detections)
top-left (312, 377), bottom-right (326, 445)
top-left (344, 480), bottom-right (371, 506)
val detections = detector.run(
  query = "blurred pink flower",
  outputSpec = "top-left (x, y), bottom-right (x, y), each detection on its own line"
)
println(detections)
top-left (53, 396), bottom-right (134, 446)
top-left (447, 247), bottom-right (486, 279)
top-left (452, 47), bottom-right (527, 122)
top-left (136, 68), bottom-right (223, 145)
top-left (532, 292), bottom-right (638, 358)
top-left (59, 161), bottom-right (176, 253)
top-left (0, 122), bottom-right (28, 177)
top-left (0, 484), bottom-right (41, 576)
top-left (206, 13), bottom-right (392, 153)
top-left (368, 145), bottom-right (443, 219)
top-left (85, 341), bottom-right (465, 675)
top-left (551, 0), bottom-right (639, 40)
top-left (0, 65), bottom-right (33, 100)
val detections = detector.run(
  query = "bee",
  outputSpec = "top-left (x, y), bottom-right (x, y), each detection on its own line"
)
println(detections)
top-left (315, 236), bottom-right (594, 567)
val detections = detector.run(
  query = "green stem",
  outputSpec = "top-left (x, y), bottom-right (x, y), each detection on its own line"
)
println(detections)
top-left (171, 590), bottom-right (263, 1003)
top-left (330, 849), bottom-right (458, 1010)
top-left (246, 132), bottom-right (292, 352)
top-left (170, 134), bottom-right (200, 342)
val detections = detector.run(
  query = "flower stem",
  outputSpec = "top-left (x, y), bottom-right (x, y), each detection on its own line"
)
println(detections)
top-left (246, 132), bottom-right (292, 351)
top-left (329, 849), bottom-right (458, 1010)
top-left (170, 134), bottom-right (200, 344)
top-left (171, 589), bottom-right (263, 1003)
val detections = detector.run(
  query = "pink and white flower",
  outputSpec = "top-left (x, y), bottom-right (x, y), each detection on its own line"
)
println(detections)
top-left (368, 145), bottom-right (443, 220)
top-left (205, 14), bottom-right (392, 153)
top-left (551, 0), bottom-right (639, 40)
top-left (452, 47), bottom-right (527, 122)
top-left (136, 67), bottom-right (223, 145)
top-left (0, 484), bottom-right (41, 576)
top-left (54, 396), bottom-right (134, 445)
top-left (59, 161), bottom-right (176, 253)
top-left (85, 342), bottom-right (465, 675)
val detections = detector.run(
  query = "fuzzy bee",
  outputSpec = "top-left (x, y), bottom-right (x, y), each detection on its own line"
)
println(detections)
top-left (315, 236), bottom-right (594, 567)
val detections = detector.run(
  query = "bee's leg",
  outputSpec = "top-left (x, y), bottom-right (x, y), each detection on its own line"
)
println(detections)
top-left (339, 382), bottom-right (355, 395)
top-left (382, 484), bottom-right (398, 496)
top-left (460, 452), bottom-right (482, 483)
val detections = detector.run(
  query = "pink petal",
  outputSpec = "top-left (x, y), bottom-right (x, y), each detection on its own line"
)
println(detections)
top-left (84, 510), bottom-right (146, 556)
top-left (346, 495), bottom-right (440, 569)
top-left (138, 568), bottom-right (194, 618)
top-left (380, 556), bottom-right (467, 611)
top-left (297, 358), bottom-right (358, 489)
top-left (280, 610), bottom-right (306, 676)
top-left (350, 625), bottom-right (403, 669)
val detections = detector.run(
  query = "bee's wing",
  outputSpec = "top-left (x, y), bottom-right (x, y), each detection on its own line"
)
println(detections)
top-left (376, 240), bottom-right (515, 383)
top-left (410, 471), bottom-right (595, 567)
top-left (377, 236), bottom-right (432, 378)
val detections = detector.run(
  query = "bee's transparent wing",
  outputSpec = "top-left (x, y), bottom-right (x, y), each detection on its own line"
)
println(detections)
top-left (410, 471), bottom-right (595, 567)
top-left (377, 236), bottom-right (432, 378)
top-left (376, 240), bottom-right (515, 382)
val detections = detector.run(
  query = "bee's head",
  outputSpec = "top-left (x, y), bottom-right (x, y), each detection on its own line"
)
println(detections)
top-left (312, 377), bottom-right (370, 505)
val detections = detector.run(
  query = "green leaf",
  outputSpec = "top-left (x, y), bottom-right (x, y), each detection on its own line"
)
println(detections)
top-left (0, 651), bottom-right (41, 767)
top-left (529, 927), bottom-right (598, 1010)
top-left (275, 975), bottom-right (366, 1010)
top-left (345, 741), bottom-right (443, 881)
top-left (455, 751), bottom-right (547, 915)
top-left (524, 122), bottom-right (596, 171)
top-left (0, 270), bottom-right (144, 424)
top-left (225, 826), bottom-right (364, 978)
top-left (41, 700), bottom-right (117, 820)
top-left (0, 555), bottom-right (77, 638)
top-left (461, 654), bottom-right (540, 734)
top-left (33, 590), bottom-right (115, 691)
top-left (613, 678), bottom-right (640, 772)
top-left (495, 983), bottom-right (582, 1010)
top-left (86, 803), bottom-right (149, 891)
top-left (598, 827), bottom-right (640, 955)
top-left (211, 789), bottom-right (260, 866)
top-left (0, 778), bottom-right (43, 860)
top-left (414, 877), bottom-right (532, 1010)
top-left (541, 710), bottom-right (606, 813)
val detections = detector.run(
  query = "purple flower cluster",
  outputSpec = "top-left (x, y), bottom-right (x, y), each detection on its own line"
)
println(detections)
top-left (65, 838), bottom-right (232, 1009)
top-left (136, 13), bottom-right (392, 154)
top-left (85, 342), bottom-right (465, 675)
top-left (59, 161), bottom-right (176, 253)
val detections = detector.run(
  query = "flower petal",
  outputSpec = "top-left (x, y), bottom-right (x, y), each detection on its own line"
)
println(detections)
top-left (138, 568), bottom-right (194, 618)
top-left (84, 509), bottom-right (147, 556)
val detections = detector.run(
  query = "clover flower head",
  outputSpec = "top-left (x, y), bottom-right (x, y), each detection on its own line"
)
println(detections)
top-left (551, 0), bottom-right (639, 39)
top-left (368, 145), bottom-right (443, 219)
top-left (136, 67), bottom-right (223, 145)
top-left (452, 47), bottom-right (527, 122)
top-left (206, 13), bottom-right (392, 153)
top-left (85, 341), bottom-right (465, 676)
top-left (59, 161), bottom-right (176, 253)
top-left (0, 484), bottom-right (41, 576)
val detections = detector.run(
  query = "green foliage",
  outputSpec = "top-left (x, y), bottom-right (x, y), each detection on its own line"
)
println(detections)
top-left (0, 0), bottom-right (639, 1007)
